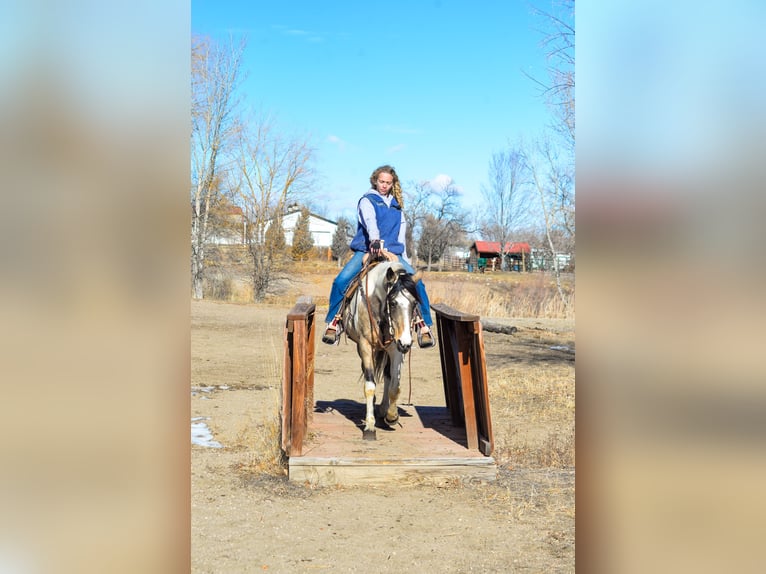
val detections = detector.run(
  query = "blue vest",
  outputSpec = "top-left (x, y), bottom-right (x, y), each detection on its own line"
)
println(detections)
top-left (349, 193), bottom-right (405, 255)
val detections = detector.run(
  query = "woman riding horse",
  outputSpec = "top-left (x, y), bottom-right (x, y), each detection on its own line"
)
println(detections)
top-left (322, 165), bottom-right (434, 348)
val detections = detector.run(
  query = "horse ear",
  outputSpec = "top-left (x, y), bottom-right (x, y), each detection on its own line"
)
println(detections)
top-left (385, 267), bottom-right (398, 287)
top-left (412, 271), bottom-right (423, 283)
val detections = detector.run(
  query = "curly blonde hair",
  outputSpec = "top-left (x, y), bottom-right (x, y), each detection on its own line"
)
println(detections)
top-left (370, 165), bottom-right (404, 210)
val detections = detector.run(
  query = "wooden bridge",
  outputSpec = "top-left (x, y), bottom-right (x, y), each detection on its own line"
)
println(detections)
top-left (282, 298), bottom-right (496, 487)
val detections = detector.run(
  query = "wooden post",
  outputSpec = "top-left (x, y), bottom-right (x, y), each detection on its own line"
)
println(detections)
top-left (290, 317), bottom-right (307, 455)
top-left (457, 322), bottom-right (479, 450)
top-left (432, 303), bottom-right (494, 456)
top-left (281, 319), bottom-right (294, 454)
top-left (282, 298), bottom-right (316, 457)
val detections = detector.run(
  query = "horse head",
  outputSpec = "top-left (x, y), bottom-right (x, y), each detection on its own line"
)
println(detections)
top-left (382, 265), bottom-right (421, 354)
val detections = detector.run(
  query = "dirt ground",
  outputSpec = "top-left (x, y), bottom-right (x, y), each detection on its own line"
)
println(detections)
top-left (191, 297), bottom-right (574, 573)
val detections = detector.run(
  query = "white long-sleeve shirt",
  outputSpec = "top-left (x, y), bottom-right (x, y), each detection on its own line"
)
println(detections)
top-left (357, 190), bottom-right (410, 264)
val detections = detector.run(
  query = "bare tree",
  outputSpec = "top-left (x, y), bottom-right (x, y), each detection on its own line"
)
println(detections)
top-left (418, 215), bottom-right (465, 271)
top-left (231, 115), bottom-right (315, 301)
top-left (480, 147), bottom-right (532, 270)
top-left (527, 0), bottom-right (575, 152)
top-left (524, 0), bottom-right (575, 280)
top-left (191, 35), bottom-right (245, 299)
top-left (524, 137), bottom-right (573, 310)
top-left (414, 179), bottom-right (467, 271)
top-left (401, 180), bottom-right (433, 264)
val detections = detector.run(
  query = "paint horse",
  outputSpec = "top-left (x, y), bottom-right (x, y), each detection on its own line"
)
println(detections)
top-left (341, 260), bottom-right (423, 440)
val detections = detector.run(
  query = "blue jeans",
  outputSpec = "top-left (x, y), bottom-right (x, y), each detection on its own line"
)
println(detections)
top-left (325, 250), bottom-right (433, 326)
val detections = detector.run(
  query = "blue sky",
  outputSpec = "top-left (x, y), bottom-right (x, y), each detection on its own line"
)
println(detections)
top-left (192, 0), bottom-right (564, 221)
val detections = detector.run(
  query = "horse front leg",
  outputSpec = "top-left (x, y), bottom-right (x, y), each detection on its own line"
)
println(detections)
top-left (384, 352), bottom-right (403, 426)
top-left (358, 342), bottom-right (377, 440)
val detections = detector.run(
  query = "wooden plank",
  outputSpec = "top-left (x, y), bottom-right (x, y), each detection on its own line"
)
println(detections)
top-left (290, 318), bottom-right (307, 456)
top-left (457, 323), bottom-right (479, 450)
top-left (434, 313), bottom-right (451, 411)
top-left (305, 306), bottom-right (316, 425)
top-left (472, 321), bottom-right (494, 456)
top-left (291, 456), bottom-right (495, 466)
top-left (281, 320), bottom-right (293, 454)
top-left (289, 460), bottom-right (496, 487)
top-left (431, 302), bottom-right (480, 323)
top-left (283, 299), bottom-right (317, 456)
top-left (287, 301), bottom-right (315, 321)
top-left (288, 403), bottom-right (496, 486)
top-left (436, 317), bottom-right (463, 426)
top-left (303, 404), bottom-right (480, 453)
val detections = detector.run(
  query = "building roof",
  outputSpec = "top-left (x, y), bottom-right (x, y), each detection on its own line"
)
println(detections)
top-left (471, 241), bottom-right (530, 254)
top-left (283, 209), bottom-right (337, 226)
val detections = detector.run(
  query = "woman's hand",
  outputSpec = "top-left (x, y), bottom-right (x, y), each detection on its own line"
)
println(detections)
top-left (369, 239), bottom-right (383, 259)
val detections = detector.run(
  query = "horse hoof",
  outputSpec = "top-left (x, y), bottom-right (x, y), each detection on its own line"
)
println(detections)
top-left (363, 429), bottom-right (376, 441)
top-left (384, 415), bottom-right (399, 425)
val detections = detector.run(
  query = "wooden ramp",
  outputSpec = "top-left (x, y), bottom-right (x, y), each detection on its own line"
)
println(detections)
top-left (284, 300), bottom-right (496, 487)
top-left (288, 400), bottom-right (497, 487)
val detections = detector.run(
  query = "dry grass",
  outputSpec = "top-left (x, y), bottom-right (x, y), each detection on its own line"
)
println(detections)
top-left (482, 468), bottom-right (576, 523)
top-left (202, 254), bottom-right (575, 320)
top-left (495, 364), bottom-right (575, 423)
top-left (490, 358), bottom-right (575, 469)
top-left (425, 271), bottom-right (574, 319)
top-left (230, 388), bottom-right (287, 478)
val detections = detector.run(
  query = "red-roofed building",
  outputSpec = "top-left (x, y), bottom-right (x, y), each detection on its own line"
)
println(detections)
top-left (469, 240), bottom-right (531, 272)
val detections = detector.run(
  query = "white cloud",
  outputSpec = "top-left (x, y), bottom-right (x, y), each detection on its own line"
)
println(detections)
top-left (427, 174), bottom-right (465, 194)
top-left (429, 174), bottom-right (454, 191)
top-left (272, 25), bottom-right (323, 42)
top-left (387, 143), bottom-right (406, 154)
top-left (326, 134), bottom-right (347, 151)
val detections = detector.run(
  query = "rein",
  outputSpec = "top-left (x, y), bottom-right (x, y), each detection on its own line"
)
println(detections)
top-left (405, 348), bottom-right (413, 405)
top-left (361, 263), bottom-right (394, 351)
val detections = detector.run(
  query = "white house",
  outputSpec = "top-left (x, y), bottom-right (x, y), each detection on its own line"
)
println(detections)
top-left (280, 209), bottom-right (338, 248)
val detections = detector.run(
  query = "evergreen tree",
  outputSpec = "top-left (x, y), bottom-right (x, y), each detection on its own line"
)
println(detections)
top-left (265, 209), bottom-right (287, 268)
top-left (291, 207), bottom-right (314, 260)
top-left (330, 216), bottom-right (351, 267)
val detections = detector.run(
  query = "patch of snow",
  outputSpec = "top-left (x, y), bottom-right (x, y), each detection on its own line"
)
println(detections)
top-left (549, 345), bottom-right (575, 354)
top-left (191, 418), bottom-right (222, 448)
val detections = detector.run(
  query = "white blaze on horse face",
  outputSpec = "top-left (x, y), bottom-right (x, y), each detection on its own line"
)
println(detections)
top-left (392, 290), bottom-right (414, 348)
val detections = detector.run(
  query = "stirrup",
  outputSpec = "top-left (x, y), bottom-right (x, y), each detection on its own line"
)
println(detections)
top-left (415, 320), bottom-right (435, 349)
top-left (321, 317), bottom-right (342, 345)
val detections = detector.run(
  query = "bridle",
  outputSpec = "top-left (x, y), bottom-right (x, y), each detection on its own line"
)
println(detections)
top-left (360, 263), bottom-right (415, 352)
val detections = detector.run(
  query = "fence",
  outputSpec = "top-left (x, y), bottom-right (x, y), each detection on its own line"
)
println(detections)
top-left (281, 297), bottom-right (316, 457)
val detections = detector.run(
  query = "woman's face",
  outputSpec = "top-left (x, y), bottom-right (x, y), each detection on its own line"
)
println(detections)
top-left (376, 172), bottom-right (394, 195)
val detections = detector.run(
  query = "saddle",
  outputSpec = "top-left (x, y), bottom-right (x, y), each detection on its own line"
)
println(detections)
top-left (337, 257), bottom-right (384, 326)
top-left (327, 254), bottom-right (432, 348)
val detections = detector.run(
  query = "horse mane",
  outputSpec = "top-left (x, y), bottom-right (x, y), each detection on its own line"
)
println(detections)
top-left (394, 271), bottom-right (422, 305)
top-left (367, 261), bottom-right (421, 305)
